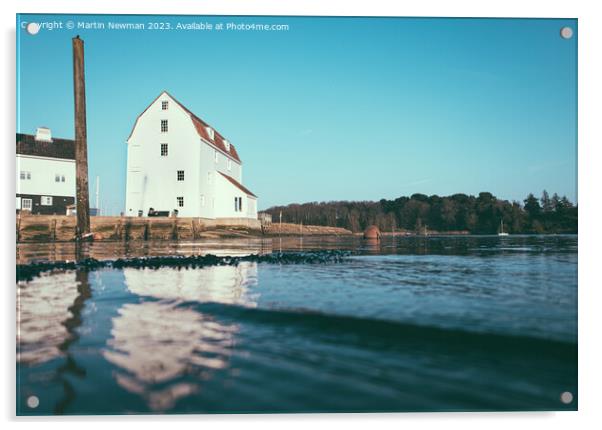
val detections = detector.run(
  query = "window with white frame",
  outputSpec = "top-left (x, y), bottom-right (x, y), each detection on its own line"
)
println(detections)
top-left (206, 127), bottom-right (214, 140)
top-left (200, 195), bottom-right (205, 207)
top-left (161, 101), bottom-right (169, 110)
top-left (224, 140), bottom-right (231, 152)
top-left (177, 170), bottom-right (184, 181)
top-left (61, 175), bottom-right (65, 182)
top-left (161, 119), bottom-right (168, 132)
top-left (55, 174), bottom-right (61, 182)
top-left (214, 150), bottom-right (219, 163)
top-left (227, 159), bottom-right (232, 170)
top-left (20, 171), bottom-right (31, 180)
top-left (161, 143), bottom-right (168, 156)
top-left (177, 196), bottom-right (184, 207)
top-left (41, 196), bottom-right (53, 206)
top-left (207, 171), bottom-right (212, 182)
top-left (21, 198), bottom-right (32, 210)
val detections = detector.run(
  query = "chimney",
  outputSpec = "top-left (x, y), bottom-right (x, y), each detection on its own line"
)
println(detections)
top-left (35, 127), bottom-right (53, 142)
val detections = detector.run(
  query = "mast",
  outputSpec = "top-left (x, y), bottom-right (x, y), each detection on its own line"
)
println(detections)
top-left (95, 176), bottom-right (100, 215)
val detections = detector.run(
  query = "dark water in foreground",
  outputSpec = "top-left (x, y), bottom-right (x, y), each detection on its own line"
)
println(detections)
top-left (16, 235), bottom-right (577, 414)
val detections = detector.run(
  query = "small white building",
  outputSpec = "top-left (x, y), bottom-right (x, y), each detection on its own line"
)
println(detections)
top-left (16, 127), bottom-right (76, 215)
top-left (125, 91), bottom-right (258, 219)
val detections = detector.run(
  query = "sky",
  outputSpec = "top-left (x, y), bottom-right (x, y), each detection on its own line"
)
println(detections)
top-left (17, 15), bottom-right (577, 214)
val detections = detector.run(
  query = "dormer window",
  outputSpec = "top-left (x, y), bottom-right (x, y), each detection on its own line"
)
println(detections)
top-left (206, 127), bottom-right (214, 140)
top-left (224, 139), bottom-right (231, 152)
top-left (161, 101), bottom-right (169, 110)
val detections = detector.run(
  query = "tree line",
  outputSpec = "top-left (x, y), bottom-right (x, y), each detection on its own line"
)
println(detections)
top-left (263, 191), bottom-right (577, 234)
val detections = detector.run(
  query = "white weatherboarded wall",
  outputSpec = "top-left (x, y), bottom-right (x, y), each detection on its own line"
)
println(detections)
top-left (214, 173), bottom-right (257, 219)
top-left (16, 155), bottom-right (75, 198)
top-left (126, 93), bottom-right (202, 217)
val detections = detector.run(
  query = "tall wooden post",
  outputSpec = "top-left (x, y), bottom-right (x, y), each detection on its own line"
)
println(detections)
top-left (73, 36), bottom-right (90, 237)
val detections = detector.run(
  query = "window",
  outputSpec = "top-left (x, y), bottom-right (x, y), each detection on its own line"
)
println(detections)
top-left (161, 143), bottom-right (168, 156)
top-left (177, 170), bottom-right (184, 181)
top-left (161, 119), bottom-right (168, 132)
top-left (206, 126), bottom-right (215, 140)
top-left (238, 197), bottom-right (242, 212)
top-left (200, 195), bottom-right (205, 206)
top-left (224, 139), bottom-right (231, 152)
top-left (61, 175), bottom-right (65, 182)
top-left (55, 174), bottom-right (61, 182)
top-left (177, 196), bottom-right (184, 207)
top-left (21, 198), bottom-right (32, 210)
top-left (161, 101), bottom-right (169, 110)
top-left (41, 196), bottom-right (53, 206)
top-left (227, 159), bottom-right (232, 170)
top-left (214, 150), bottom-right (219, 163)
top-left (234, 197), bottom-right (243, 212)
top-left (20, 171), bottom-right (31, 180)
top-left (207, 171), bottom-right (212, 182)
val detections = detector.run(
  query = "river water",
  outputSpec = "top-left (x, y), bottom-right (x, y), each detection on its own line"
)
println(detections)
top-left (16, 235), bottom-right (577, 414)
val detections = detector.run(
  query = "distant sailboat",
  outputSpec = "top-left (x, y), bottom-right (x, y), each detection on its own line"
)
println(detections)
top-left (498, 219), bottom-right (509, 236)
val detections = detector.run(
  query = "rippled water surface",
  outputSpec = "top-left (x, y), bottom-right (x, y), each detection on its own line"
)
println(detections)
top-left (16, 235), bottom-right (577, 414)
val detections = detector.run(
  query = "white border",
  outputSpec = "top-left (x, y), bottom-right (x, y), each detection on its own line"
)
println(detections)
top-left (3, 1), bottom-right (601, 429)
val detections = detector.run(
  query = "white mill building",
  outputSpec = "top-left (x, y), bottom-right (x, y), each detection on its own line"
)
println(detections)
top-left (125, 91), bottom-right (258, 219)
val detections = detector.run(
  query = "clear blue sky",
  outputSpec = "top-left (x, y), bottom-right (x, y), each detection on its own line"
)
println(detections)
top-left (17, 15), bottom-right (577, 214)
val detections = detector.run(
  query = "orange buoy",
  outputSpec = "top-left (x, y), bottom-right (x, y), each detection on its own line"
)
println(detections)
top-left (363, 225), bottom-right (381, 240)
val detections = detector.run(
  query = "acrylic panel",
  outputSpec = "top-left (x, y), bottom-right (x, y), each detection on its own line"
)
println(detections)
top-left (16, 14), bottom-right (577, 415)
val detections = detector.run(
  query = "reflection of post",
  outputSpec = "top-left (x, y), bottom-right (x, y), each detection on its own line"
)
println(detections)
top-left (73, 36), bottom-right (90, 238)
top-left (55, 269), bottom-right (92, 414)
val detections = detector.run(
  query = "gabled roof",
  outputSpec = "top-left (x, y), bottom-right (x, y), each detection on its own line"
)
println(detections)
top-left (127, 91), bottom-right (242, 163)
top-left (16, 133), bottom-right (75, 160)
top-left (218, 172), bottom-right (257, 198)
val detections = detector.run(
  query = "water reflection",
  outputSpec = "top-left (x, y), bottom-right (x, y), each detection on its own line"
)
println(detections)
top-left (18, 235), bottom-right (578, 267)
top-left (17, 269), bottom-right (93, 414)
top-left (121, 263), bottom-right (259, 305)
top-left (17, 272), bottom-right (80, 365)
top-left (103, 263), bottom-right (258, 411)
top-left (17, 239), bottom-right (273, 265)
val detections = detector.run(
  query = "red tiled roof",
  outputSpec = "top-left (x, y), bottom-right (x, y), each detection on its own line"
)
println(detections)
top-left (218, 172), bottom-right (257, 198)
top-left (127, 91), bottom-right (242, 163)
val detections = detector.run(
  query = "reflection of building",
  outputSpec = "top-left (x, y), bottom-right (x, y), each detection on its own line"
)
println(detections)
top-left (16, 128), bottom-right (76, 215)
top-left (103, 263), bottom-right (258, 411)
top-left (17, 272), bottom-right (79, 364)
top-left (121, 263), bottom-right (259, 305)
top-left (125, 91), bottom-right (258, 219)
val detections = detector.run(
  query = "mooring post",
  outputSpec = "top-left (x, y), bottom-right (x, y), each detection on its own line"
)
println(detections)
top-left (73, 36), bottom-right (91, 238)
